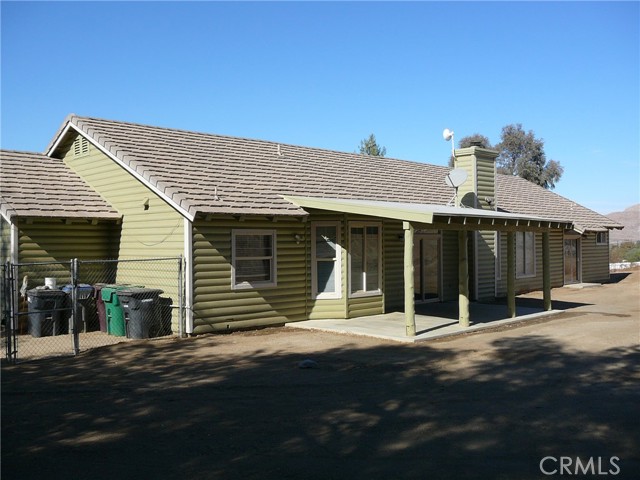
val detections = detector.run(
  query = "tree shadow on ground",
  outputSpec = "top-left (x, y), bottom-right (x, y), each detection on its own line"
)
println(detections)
top-left (2, 333), bottom-right (639, 480)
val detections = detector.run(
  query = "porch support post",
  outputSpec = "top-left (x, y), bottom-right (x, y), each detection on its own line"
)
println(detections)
top-left (458, 230), bottom-right (470, 328)
top-left (403, 221), bottom-right (416, 336)
top-left (507, 231), bottom-right (516, 318)
top-left (543, 231), bottom-right (552, 311)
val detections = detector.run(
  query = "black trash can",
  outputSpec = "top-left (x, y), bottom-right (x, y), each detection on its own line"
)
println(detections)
top-left (117, 288), bottom-right (164, 339)
top-left (62, 284), bottom-right (96, 333)
top-left (158, 297), bottom-right (173, 336)
top-left (27, 288), bottom-right (68, 337)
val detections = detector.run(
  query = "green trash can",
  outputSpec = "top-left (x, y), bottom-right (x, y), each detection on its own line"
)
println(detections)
top-left (101, 285), bottom-right (142, 336)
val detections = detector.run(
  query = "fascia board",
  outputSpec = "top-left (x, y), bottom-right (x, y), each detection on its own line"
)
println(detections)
top-left (283, 195), bottom-right (435, 224)
top-left (0, 208), bottom-right (13, 224)
top-left (45, 122), bottom-right (74, 157)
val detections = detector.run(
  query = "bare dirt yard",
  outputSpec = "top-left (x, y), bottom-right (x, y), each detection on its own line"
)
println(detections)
top-left (2, 271), bottom-right (639, 480)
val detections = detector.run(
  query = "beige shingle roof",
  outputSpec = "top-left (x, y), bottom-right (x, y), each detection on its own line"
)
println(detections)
top-left (50, 115), bottom-right (453, 218)
top-left (48, 115), bottom-right (621, 231)
top-left (496, 175), bottom-right (622, 232)
top-left (0, 150), bottom-right (120, 221)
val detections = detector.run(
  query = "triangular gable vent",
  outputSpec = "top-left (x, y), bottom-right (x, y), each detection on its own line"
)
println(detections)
top-left (73, 136), bottom-right (90, 156)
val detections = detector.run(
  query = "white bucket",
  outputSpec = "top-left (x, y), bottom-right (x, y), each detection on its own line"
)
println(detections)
top-left (44, 277), bottom-right (57, 289)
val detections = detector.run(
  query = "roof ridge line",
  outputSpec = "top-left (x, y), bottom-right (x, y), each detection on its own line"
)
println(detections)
top-left (66, 114), bottom-right (448, 169)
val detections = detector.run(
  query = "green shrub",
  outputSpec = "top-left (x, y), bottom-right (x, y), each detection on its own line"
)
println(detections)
top-left (611, 241), bottom-right (640, 263)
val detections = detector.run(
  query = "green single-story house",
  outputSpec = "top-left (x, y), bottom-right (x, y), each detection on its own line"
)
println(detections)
top-left (1, 114), bottom-right (623, 336)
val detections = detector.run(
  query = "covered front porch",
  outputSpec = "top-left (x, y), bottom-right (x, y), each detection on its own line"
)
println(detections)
top-left (287, 298), bottom-right (562, 343)
top-left (286, 196), bottom-right (573, 338)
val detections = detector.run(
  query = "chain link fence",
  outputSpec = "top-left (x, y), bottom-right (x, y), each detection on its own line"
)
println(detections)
top-left (3, 257), bottom-right (183, 364)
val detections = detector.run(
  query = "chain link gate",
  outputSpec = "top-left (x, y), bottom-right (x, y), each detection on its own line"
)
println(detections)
top-left (2, 261), bottom-right (17, 361)
top-left (3, 257), bottom-right (183, 364)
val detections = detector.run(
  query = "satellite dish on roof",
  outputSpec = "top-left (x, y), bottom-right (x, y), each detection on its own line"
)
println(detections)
top-left (445, 168), bottom-right (468, 207)
top-left (445, 168), bottom-right (467, 188)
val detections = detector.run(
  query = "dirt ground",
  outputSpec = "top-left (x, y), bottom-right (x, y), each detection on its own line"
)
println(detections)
top-left (2, 271), bottom-right (639, 480)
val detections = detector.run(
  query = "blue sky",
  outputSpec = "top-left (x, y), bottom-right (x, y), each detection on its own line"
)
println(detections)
top-left (2, 1), bottom-right (638, 214)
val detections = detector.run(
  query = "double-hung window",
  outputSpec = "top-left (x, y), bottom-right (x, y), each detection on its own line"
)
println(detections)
top-left (232, 230), bottom-right (277, 289)
top-left (312, 223), bottom-right (341, 299)
top-left (349, 223), bottom-right (382, 296)
top-left (596, 231), bottom-right (608, 245)
top-left (516, 231), bottom-right (536, 278)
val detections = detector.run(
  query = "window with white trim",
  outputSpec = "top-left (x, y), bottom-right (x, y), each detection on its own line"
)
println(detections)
top-left (596, 231), bottom-right (609, 245)
top-left (312, 223), bottom-right (341, 299)
top-left (232, 230), bottom-right (277, 289)
top-left (516, 231), bottom-right (536, 278)
top-left (349, 223), bottom-right (382, 296)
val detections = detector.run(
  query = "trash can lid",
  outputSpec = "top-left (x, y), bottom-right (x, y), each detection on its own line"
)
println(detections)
top-left (27, 287), bottom-right (67, 297)
top-left (116, 287), bottom-right (164, 298)
top-left (101, 286), bottom-right (122, 302)
top-left (100, 285), bottom-right (145, 300)
top-left (62, 284), bottom-right (93, 293)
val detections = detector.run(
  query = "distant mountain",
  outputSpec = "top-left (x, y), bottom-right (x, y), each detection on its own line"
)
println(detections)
top-left (606, 204), bottom-right (640, 243)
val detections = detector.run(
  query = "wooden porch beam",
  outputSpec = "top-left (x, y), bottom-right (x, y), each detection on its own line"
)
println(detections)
top-left (507, 231), bottom-right (516, 318)
top-left (543, 231), bottom-right (552, 311)
top-left (458, 230), bottom-right (470, 328)
top-left (403, 221), bottom-right (416, 336)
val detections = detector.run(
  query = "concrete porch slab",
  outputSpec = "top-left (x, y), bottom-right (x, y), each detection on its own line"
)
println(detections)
top-left (285, 302), bottom-right (563, 343)
top-left (564, 283), bottom-right (602, 289)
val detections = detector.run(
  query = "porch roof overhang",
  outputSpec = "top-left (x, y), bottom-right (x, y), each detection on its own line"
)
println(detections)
top-left (282, 196), bottom-right (573, 231)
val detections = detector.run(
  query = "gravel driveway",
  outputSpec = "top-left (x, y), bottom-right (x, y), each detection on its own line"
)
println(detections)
top-left (2, 271), bottom-right (639, 479)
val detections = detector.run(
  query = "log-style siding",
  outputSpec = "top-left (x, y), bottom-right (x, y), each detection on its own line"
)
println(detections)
top-left (1, 216), bottom-right (10, 265)
top-left (58, 134), bottom-right (184, 330)
top-left (192, 218), bottom-right (307, 333)
top-left (581, 232), bottom-right (610, 283)
top-left (13, 218), bottom-right (118, 289)
top-left (456, 154), bottom-right (477, 208)
top-left (474, 152), bottom-right (497, 300)
top-left (383, 220), bottom-right (404, 312)
top-left (452, 147), bottom-right (500, 300)
top-left (347, 295), bottom-right (383, 318)
top-left (476, 230), bottom-right (496, 300)
top-left (495, 229), bottom-right (564, 295)
top-left (192, 211), bottom-right (394, 332)
top-left (60, 135), bottom-right (184, 260)
top-left (441, 230), bottom-right (459, 301)
top-left (476, 158), bottom-right (496, 210)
